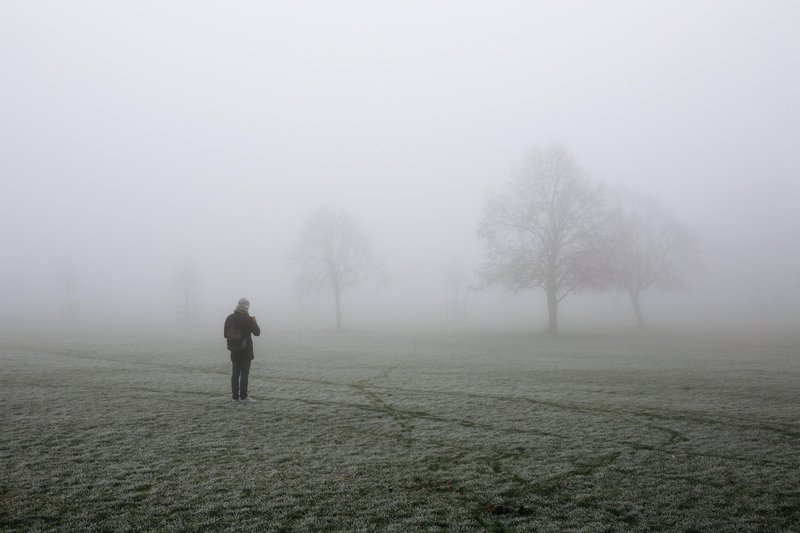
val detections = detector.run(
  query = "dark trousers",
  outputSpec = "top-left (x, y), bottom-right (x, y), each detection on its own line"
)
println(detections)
top-left (231, 357), bottom-right (252, 400)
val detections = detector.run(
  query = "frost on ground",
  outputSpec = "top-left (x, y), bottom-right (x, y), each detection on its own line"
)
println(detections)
top-left (1, 329), bottom-right (798, 531)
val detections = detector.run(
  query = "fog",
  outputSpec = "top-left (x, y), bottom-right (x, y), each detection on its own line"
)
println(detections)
top-left (2, 1), bottom-right (798, 334)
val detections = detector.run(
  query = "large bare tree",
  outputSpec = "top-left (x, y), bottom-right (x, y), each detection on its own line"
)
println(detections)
top-left (477, 144), bottom-right (608, 334)
top-left (607, 192), bottom-right (701, 327)
top-left (292, 207), bottom-right (385, 330)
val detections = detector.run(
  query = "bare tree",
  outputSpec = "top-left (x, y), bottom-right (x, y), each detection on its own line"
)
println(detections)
top-left (59, 255), bottom-right (78, 323)
top-left (443, 258), bottom-right (467, 323)
top-left (477, 143), bottom-right (608, 334)
top-left (607, 192), bottom-right (701, 327)
top-left (174, 255), bottom-right (198, 327)
top-left (292, 207), bottom-right (385, 330)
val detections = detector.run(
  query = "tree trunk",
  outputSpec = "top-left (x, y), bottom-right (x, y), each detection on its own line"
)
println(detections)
top-left (546, 287), bottom-right (559, 335)
top-left (630, 290), bottom-right (646, 328)
top-left (334, 286), bottom-right (342, 330)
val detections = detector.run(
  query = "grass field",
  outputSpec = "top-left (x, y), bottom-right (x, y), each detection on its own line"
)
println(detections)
top-left (1, 329), bottom-right (798, 532)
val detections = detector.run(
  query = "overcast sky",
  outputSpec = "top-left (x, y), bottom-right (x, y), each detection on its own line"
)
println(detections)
top-left (1, 1), bottom-right (798, 331)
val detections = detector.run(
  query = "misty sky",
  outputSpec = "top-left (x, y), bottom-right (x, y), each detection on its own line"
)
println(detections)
top-left (2, 1), bottom-right (798, 330)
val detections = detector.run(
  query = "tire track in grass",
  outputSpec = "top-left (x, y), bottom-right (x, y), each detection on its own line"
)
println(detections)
top-left (271, 386), bottom-right (567, 442)
top-left (622, 422), bottom-right (688, 456)
top-left (350, 365), bottom-right (416, 444)
top-left (339, 365), bottom-right (567, 447)
top-left (327, 379), bottom-right (793, 526)
top-left (387, 384), bottom-right (799, 441)
top-left (258, 372), bottom-right (800, 441)
top-left (332, 380), bottom-right (549, 527)
top-left (10, 344), bottom-right (798, 470)
top-left (337, 376), bottom-right (615, 526)
top-left (477, 446), bottom-right (631, 526)
top-left (163, 369), bottom-right (795, 471)
top-left (6, 339), bottom-right (796, 531)
top-left (536, 401), bottom-right (795, 469)
top-left (29, 344), bottom-right (799, 440)
top-left (353, 384), bottom-right (416, 446)
top-left (278, 377), bottom-right (796, 470)
top-left (18, 354), bottom-right (563, 450)
top-left (14, 344), bottom-right (799, 450)
top-left (258, 374), bottom-right (586, 524)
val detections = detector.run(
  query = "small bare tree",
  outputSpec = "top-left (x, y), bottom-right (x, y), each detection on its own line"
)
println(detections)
top-left (443, 258), bottom-right (467, 322)
top-left (292, 207), bottom-right (385, 330)
top-left (174, 255), bottom-right (198, 327)
top-left (477, 143), bottom-right (608, 334)
top-left (607, 192), bottom-right (701, 327)
top-left (59, 256), bottom-right (79, 323)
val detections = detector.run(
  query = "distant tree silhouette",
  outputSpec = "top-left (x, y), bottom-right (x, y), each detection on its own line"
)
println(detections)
top-left (443, 258), bottom-right (467, 323)
top-left (174, 255), bottom-right (198, 327)
top-left (59, 256), bottom-right (78, 323)
top-left (292, 207), bottom-right (385, 330)
top-left (477, 143), bottom-right (608, 334)
top-left (607, 192), bottom-right (702, 327)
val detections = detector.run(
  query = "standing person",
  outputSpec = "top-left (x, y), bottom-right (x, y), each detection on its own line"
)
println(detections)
top-left (224, 297), bottom-right (261, 403)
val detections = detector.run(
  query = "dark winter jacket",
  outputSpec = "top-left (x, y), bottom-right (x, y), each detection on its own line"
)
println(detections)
top-left (224, 310), bottom-right (261, 361)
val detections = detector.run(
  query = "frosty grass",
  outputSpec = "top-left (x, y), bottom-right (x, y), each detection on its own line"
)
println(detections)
top-left (1, 329), bottom-right (798, 531)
